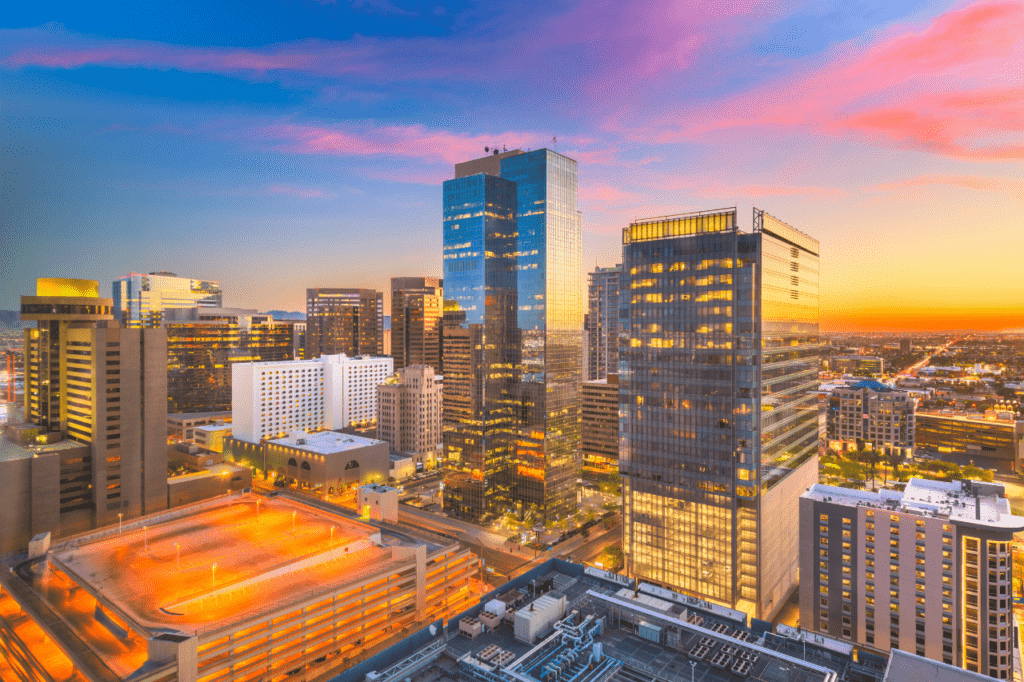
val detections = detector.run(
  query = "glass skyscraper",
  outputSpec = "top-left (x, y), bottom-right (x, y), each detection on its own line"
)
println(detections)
top-left (442, 149), bottom-right (583, 522)
top-left (620, 208), bottom-right (819, 620)
top-left (587, 264), bottom-right (622, 380)
top-left (113, 271), bottom-right (222, 327)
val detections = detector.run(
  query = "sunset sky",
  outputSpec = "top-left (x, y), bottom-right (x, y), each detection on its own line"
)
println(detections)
top-left (1, 0), bottom-right (1021, 332)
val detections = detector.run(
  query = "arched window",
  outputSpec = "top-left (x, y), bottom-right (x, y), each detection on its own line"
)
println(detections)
top-left (301, 461), bottom-right (311, 470)
top-left (287, 458), bottom-right (297, 467)
top-left (345, 460), bottom-right (360, 470)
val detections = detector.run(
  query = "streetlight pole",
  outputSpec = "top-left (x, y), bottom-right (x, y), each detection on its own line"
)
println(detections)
top-left (175, 543), bottom-right (180, 571)
top-left (330, 526), bottom-right (335, 550)
top-left (690, 660), bottom-right (696, 682)
top-left (292, 510), bottom-right (297, 534)
top-left (118, 513), bottom-right (123, 535)
top-left (212, 563), bottom-right (217, 589)
top-left (143, 526), bottom-right (148, 552)
top-left (256, 499), bottom-right (261, 519)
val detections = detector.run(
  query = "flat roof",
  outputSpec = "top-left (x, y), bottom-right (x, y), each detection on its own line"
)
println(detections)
top-left (883, 649), bottom-right (990, 681)
top-left (917, 410), bottom-right (1021, 426)
top-left (268, 430), bottom-right (385, 455)
top-left (167, 463), bottom-right (247, 483)
top-left (805, 478), bottom-right (1024, 531)
top-left (4, 494), bottom-right (452, 682)
top-left (167, 411), bottom-right (232, 422)
top-left (193, 423), bottom-right (231, 433)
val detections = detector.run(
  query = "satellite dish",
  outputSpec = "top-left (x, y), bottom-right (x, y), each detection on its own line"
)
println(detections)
top-left (429, 624), bottom-right (437, 636)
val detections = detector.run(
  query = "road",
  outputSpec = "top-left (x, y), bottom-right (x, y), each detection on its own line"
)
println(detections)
top-left (898, 336), bottom-right (960, 379)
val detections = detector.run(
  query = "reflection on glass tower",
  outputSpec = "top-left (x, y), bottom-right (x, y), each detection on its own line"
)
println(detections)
top-left (442, 149), bottom-right (583, 523)
top-left (620, 208), bottom-right (820, 620)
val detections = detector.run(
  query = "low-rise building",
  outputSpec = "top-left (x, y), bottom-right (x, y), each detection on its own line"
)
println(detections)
top-left (800, 478), bottom-right (1024, 678)
top-left (167, 462), bottom-right (251, 508)
top-left (167, 411), bottom-right (233, 442)
top-left (833, 355), bottom-right (885, 376)
top-left (916, 410), bottom-right (1024, 472)
top-left (826, 380), bottom-right (916, 456)
top-left (193, 422), bottom-right (231, 453)
top-left (358, 483), bottom-right (399, 523)
top-left (390, 452), bottom-right (415, 481)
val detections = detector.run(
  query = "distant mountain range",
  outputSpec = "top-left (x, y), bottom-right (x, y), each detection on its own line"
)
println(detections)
top-left (0, 311), bottom-right (26, 330)
top-left (262, 311), bottom-right (306, 320)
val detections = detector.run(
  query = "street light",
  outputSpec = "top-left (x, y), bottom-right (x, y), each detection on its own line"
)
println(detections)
top-left (118, 513), bottom-right (123, 535)
top-left (212, 563), bottom-right (217, 589)
top-left (292, 510), bottom-right (297, 534)
top-left (256, 499), bottom-right (261, 519)
top-left (143, 525), bottom-right (148, 552)
top-left (175, 542), bottom-right (181, 571)
top-left (330, 526), bottom-right (335, 550)
top-left (690, 661), bottom-right (696, 682)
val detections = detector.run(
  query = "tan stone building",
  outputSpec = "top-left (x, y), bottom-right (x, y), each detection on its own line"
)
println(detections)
top-left (377, 365), bottom-right (443, 472)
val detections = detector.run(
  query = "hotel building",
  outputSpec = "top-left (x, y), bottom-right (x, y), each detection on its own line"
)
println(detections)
top-left (620, 208), bottom-right (820, 620)
top-left (800, 478), bottom-right (1024, 678)
top-left (113, 271), bottom-right (222, 327)
top-left (826, 380), bottom-right (917, 457)
top-left (232, 354), bottom-right (393, 443)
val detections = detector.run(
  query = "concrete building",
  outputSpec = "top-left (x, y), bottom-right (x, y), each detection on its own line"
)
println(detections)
top-left (900, 339), bottom-right (913, 353)
top-left (236, 430), bottom-right (391, 493)
top-left (586, 264), bottom-right (621, 381)
top-left (305, 288), bottom-right (383, 359)
top-left (358, 483), bottom-right (399, 522)
top-left (390, 452), bottom-right (415, 481)
top-left (0, 493), bottom-right (479, 682)
top-left (377, 365), bottom-right (443, 472)
top-left (391, 277), bottom-right (443, 373)
top-left (916, 411), bottom-right (1024, 473)
top-left (193, 423), bottom-right (231, 453)
top-left (163, 307), bottom-right (296, 414)
top-left (581, 375), bottom-right (619, 476)
top-left (826, 380), bottom-right (917, 456)
top-left (800, 478), bottom-right (1024, 678)
top-left (167, 462), bottom-right (251, 508)
top-left (18, 278), bottom-right (168, 536)
top-left (166, 410), bottom-right (232, 442)
top-left (232, 353), bottom-right (393, 443)
top-left (620, 209), bottom-right (820, 620)
top-left (833, 355), bottom-right (885, 376)
top-left (113, 271), bottom-right (222, 327)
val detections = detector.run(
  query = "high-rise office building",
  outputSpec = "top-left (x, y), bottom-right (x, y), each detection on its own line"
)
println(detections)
top-left (113, 271), bottom-right (222, 327)
top-left (21, 278), bottom-right (168, 532)
top-left (826, 380), bottom-right (917, 457)
top-left (377, 364), bottom-right (443, 471)
top-left (163, 307), bottom-right (295, 413)
top-left (442, 149), bottom-right (582, 522)
top-left (391, 277), bottom-right (443, 373)
top-left (442, 172), bottom-right (519, 519)
top-left (620, 208), bottom-right (820, 620)
top-left (800, 479), bottom-right (1024, 677)
top-left (581, 374), bottom-right (619, 476)
top-left (587, 264), bottom-right (622, 380)
top-left (306, 288), bottom-right (384, 359)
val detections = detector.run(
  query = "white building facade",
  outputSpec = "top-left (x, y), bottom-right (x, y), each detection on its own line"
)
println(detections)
top-left (233, 354), bottom-right (393, 443)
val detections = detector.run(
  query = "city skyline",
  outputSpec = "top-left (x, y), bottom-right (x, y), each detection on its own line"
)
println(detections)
top-left (3, 0), bottom-right (1022, 333)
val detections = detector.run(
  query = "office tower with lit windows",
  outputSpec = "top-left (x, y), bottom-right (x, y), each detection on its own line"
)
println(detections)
top-left (163, 307), bottom-right (296, 414)
top-left (582, 374), bottom-right (620, 476)
top-left (113, 271), bottom-right (222, 327)
top-left (442, 171), bottom-right (519, 519)
top-left (391, 277), bottom-right (444, 373)
top-left (800, 478), bottom-right (1024, 678)
top-left (306, 288), bottom-right (384, 359)
top-left (20, 278), bottom-right (168, 534)
top-left (587, 264), bottom-right (622, 381)
top-left (620, 208), bottom-right (820, 620)
top-left (442, 149), bottom-right (582, 522)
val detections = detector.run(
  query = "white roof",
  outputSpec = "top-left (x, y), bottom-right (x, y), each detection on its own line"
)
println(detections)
top-left (268, 430), bottom-right (384, 455)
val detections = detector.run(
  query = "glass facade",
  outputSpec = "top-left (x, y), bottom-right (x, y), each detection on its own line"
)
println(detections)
top-left (113, 272), bottom-right (221, 327)
top-left (442, 173), bottom-right (519, 519)
top-left (501, 150), bottom-right (583, 521)
top-left (305, 288), bottom-right (384, 358)
top-left (442, 150), bottom-right (583, 522)
top-left (391, 277), bottom-right (444, 373)
top-left (620, 208), bottom-right (819, 619)
top-left (587, 264), bottom-right (621, 380)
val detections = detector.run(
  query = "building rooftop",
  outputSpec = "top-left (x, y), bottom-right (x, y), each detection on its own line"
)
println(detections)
top-left (167, 410), bottom-right (232, 422)
top-left (882, 649), bottom-right (992, 681)
top-left (917, 410), bottom-right (1022, 426)
top-left (848, 380), bottom-right (895, 392)
top-left (2, 494), bottom-right (450, 680)
top-left (167, 462), bottom-right (247, 483)
top-left (804, 478), bottom-right (1024, 531)
top-left (334, 561), bottom-right (890, 682)
top-left (267, 429), bottom-right (385, 454)
top-left (193, 422), bottom-right (231, 433)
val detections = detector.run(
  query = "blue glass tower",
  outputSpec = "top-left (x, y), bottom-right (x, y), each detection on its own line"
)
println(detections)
top-left (442, 149), bottom-right (583, 522)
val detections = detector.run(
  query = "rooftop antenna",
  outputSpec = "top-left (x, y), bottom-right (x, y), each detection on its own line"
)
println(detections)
top-left (553, 135), bottom-right (557, 151)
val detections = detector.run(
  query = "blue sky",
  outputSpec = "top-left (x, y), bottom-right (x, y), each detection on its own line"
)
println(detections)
top-left (2, 0), bottom-right (1022, 330)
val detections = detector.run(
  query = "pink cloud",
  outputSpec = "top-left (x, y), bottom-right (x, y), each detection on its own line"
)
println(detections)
top-left (266, 184), bottom-right (338, 199)
top-left (619, 1), bottom-right (1024, 161)
top-left (873, 174), bottom-right (1024, 201)
top-left (579, 183), bottom-right (642, 206)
